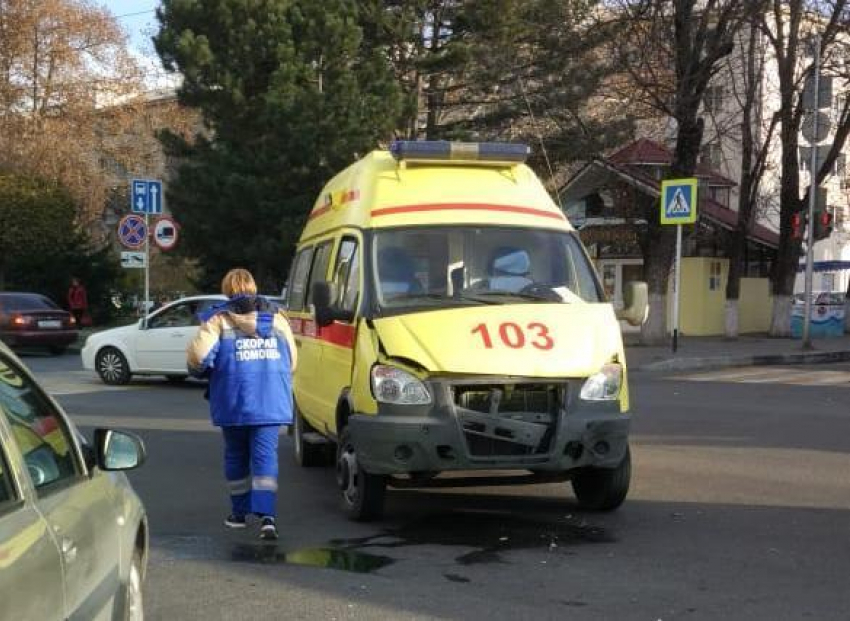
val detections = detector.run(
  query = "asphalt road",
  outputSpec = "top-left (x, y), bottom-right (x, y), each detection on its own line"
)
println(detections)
top-left (19, 353), bottom-right (850, 621)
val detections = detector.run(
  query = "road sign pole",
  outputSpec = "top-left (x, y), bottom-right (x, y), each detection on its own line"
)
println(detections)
top-left (803, 35), bottom-right (820, 350)
top-left (144, 212), bottom-right (150, 327)
top-left (672, 223), bottom-right (682, 353)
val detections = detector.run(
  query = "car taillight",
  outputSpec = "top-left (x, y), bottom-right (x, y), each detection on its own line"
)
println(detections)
top-left (68, 316), bottom-right (77, 327)
top-left (11, 315), bottom-right (29, 327)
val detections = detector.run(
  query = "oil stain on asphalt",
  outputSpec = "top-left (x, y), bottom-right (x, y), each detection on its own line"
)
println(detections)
top-left (151, 510), bottom-right (614, 578)
top-left (331, 510), bottom-right (615, 567)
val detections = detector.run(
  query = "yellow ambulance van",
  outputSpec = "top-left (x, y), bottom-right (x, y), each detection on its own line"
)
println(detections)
top-left (285, 141), bottom-right (647, 521)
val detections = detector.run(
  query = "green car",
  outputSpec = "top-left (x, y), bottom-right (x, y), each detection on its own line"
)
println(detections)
top-left (0, 341), bottom-right (148, 620)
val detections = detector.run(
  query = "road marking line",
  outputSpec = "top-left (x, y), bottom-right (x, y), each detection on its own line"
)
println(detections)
top-left (676, 367), bottom-right (850, 388)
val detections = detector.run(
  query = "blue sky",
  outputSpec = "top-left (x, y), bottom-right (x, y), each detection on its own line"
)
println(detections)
top-left (97, 1), bottom-right (161, 55)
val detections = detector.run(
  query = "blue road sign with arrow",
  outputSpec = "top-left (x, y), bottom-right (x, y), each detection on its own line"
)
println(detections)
top-left (131, 178), bottom-right (163, 214)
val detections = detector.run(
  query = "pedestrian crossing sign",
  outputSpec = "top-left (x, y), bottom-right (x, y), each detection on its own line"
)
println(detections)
top-left (661, 178), bottom-right (698, 224)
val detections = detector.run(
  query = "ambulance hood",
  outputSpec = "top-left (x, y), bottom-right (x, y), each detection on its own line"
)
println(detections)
top-left (372, 303), bottom-right (624, 378)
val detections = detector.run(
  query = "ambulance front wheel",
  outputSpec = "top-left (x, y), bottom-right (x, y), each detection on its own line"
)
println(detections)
top-left (337, 427), bottom-right (386, 521)
top-left (571, 446), bottom-right (631, 511)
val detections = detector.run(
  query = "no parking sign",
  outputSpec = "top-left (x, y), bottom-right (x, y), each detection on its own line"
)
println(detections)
top-left (118, 215), bottom-right (147, 249)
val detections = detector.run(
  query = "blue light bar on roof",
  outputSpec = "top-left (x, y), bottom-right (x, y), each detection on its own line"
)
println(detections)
top-left (390, 140), bottom-right (530, 164)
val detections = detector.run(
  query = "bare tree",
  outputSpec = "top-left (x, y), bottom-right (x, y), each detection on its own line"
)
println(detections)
top-left (724, 19), bottom-right (779, 338)
top-left (0, 0), bottom-right (145, 225)
top-left (606, 0), bottom-right (763, 344)
top-left (761, 0), bottom-right (850, 336)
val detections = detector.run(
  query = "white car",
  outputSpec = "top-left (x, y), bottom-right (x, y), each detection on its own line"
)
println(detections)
top-left (82, 295), bottom-right (226, 385)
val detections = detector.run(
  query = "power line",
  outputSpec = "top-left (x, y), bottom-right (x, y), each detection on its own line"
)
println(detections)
top-left (115, 9), bottom-right (156, 20)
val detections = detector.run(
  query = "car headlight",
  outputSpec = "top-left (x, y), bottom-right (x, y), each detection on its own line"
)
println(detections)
top-left (580, 363), bottom-right (623, 401)
top-left (371, 365), bottom-right (431, 405)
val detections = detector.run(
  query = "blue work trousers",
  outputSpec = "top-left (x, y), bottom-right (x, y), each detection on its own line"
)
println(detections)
top-left (221, 425), bottom-right (280, 518)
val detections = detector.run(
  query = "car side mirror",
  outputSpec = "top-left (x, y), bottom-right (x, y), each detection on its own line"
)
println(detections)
top-left (94, 429), bottom-right (146, 471)
top-left (311, 281), bottom-right (353, 328)
top-left (616, 281), bottom-right (649, 327)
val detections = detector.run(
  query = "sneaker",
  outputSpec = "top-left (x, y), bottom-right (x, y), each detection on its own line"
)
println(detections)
top-left (224, 514), bottom-right (247, 529)
top-left (259, 517), bottom-right (278, 541)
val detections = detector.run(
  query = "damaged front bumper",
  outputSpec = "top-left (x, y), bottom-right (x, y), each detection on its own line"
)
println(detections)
top-left (349, 377), bottom-right (630, 477)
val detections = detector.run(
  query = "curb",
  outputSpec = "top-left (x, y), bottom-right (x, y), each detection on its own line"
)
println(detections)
top-left (634, 349), bottom-right (850, 373)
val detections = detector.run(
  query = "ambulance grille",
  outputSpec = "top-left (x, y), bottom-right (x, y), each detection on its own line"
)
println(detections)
top-left (451, 383), bottom-right (565, 458)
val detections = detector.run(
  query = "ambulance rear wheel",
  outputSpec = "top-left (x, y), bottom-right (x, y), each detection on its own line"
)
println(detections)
top-left (337, 427), bottom-right (386, 521)
top-left (571, 446), bottom-right (631, 511)
top-left (293, 406), bottom-right (327, 467)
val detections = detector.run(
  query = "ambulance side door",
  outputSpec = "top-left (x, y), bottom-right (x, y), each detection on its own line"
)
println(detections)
top-left (321, 234), bottom-right (361, 436)
top-left (289, 240), bottom-right (335, 430)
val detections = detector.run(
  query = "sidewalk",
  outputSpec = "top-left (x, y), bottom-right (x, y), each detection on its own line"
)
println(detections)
top-left (69, 328), bottom-right (97, 353)
top-left (626, 333), bottom-right (850, 372)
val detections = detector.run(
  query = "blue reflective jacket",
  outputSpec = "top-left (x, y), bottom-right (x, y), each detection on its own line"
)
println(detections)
top-left (188, 296), bottom-right (294, 427)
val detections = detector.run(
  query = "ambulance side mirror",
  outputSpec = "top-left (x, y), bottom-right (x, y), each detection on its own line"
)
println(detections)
top-left (311, 281), bottom-right (353, 328)
top-left (617, 281), bottom-right (649, 326)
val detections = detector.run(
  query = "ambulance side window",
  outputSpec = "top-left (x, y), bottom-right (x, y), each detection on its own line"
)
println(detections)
top-left (334, 238), bottom-right (360, 314)
top-left (306, 241), bottom-right (334, 307)
top-left (288, 247), bottom-right (314, 312)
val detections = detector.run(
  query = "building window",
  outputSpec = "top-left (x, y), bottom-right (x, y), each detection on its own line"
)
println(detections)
top-left (701, 143), bottom-right (723, 169)
top-left (703, 85), bottom-right (725, 113)
top-left (708, 186), bottom-right (730, 207)
top-left (709, 261), bottom-right (723, 291)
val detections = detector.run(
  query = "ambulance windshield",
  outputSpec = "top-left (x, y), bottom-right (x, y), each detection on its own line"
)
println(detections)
top-left (373, 226), bottom-right (602, 310)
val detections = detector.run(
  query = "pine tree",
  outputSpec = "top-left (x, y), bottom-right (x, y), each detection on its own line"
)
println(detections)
top-left (154, 0), bottom-right (404, 291)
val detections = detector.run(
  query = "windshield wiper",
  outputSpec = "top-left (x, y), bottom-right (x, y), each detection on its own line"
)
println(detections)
top-left (389, 293), bottom-right (491, 305)
top-left (460, 291), bottom-right (557, 303)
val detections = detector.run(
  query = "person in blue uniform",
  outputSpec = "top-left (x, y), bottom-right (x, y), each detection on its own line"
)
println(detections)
top-left (187, 268), bottom-right (297, 540)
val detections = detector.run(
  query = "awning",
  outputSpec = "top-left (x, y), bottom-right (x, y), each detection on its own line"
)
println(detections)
top-left (797, 260), bottom-right (850, 272)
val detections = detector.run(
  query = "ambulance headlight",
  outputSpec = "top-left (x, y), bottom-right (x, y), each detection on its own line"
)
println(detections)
top-left (371, 365), bottom-right (432, 405)
top-left (580, 363), bottom-right (623, 401)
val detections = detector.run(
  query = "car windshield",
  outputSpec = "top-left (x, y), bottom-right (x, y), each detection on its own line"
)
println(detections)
top-left (0, 294), bottom-right (59, 311)
top-left (372, 226), bottom-right (601, 311)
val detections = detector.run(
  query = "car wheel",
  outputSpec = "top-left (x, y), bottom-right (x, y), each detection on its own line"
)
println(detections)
top-left (571, 446), bottom-right (631, 511)
top-left (165, 375), bottom-right (186, 383)
top-left (96, 347), bottom-right (131, 385)
top-left (336, 427), bottom-right (386, 521)
top-left (123, 550), bottom-right (144, 621)
top-left (293, 406), bottom-right (329, 467)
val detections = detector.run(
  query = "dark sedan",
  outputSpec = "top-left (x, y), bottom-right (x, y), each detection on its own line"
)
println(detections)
top-left (0, 292), bottom-right (78, 354)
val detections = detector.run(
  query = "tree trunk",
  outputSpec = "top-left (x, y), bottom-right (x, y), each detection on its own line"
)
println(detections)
top-left (771, 294), bottom-right (793, 336)
top-left (639, 217), bottom-right (676, 345)
top-left (725, 206), bottom-right (747, 339)
top-left (725, 299), bottom-right (739, 339)
top-left (845, 277), bottom-right (850, 333)
top-left (770, 110), bottom-right (804, 336)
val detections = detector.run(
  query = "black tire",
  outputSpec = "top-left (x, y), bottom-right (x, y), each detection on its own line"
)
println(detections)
top-left (96, 347), bottom-right (131, 385)
top-left (336, 427), bottom-right (386, 521)
top-left (293, 406), bottom-right (328, 467)
top-left (48, 346), bottom-right (67, 356)
top-left (121, 549), bottom-right (144, 621)
top-left (571, 446), bottom-right (631, 511)
top-left (165, 375), bottom-right (186, 383)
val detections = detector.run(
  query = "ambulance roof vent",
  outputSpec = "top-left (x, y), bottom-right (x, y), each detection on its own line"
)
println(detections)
top-left (389, 140), bottom-right (530, 166)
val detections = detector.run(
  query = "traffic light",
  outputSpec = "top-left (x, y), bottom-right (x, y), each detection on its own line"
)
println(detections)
top-left (791, 212), bottom-right (805, 240)
top-left (814, 206), bottom-right (834, 241)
